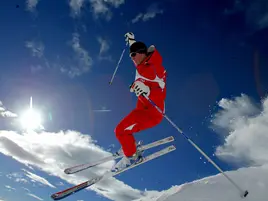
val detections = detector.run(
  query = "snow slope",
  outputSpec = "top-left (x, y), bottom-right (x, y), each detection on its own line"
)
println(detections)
top-left (135, 164), bottom-right (268, 201)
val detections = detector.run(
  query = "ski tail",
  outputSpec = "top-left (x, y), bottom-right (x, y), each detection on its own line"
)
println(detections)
top-left (51, 180), bottom-right (90, 200)
top-left (51, 145), bottom-right (176, 200)
top-left (64, 136), bottom-right (174, 174)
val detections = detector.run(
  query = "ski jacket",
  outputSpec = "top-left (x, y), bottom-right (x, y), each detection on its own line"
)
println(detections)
top-left (134, 45), bottom-right (167, 111)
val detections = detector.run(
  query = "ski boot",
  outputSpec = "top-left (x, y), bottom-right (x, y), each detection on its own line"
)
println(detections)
top-left (112, 141), bottom-right (144, 172)
top-left (128, 141), bottom-right (144, 165)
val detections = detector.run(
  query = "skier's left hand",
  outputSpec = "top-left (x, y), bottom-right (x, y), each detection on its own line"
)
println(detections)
top-left (124, 32), bottom-right (136, 46)
top-left (130, 80), bottom-right (150, 97)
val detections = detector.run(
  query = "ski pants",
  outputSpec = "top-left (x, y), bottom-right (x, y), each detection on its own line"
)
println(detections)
top-left (114, 101), bottom-right (164, 157)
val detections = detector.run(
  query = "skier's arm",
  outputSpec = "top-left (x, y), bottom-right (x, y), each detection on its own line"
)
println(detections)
top-left (139, 46), bottom-right (166, 80)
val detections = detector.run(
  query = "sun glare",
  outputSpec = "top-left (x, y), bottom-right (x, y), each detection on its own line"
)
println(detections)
top-left (20, 109), bottom-right (42, 130)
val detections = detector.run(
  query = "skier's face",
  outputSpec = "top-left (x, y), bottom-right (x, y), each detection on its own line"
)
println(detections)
top-left (131, 53), bottom-right (146, 66)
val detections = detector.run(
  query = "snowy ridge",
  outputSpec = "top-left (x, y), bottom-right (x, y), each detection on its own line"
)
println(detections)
top-left (135, 164), bottom-right (268, 201)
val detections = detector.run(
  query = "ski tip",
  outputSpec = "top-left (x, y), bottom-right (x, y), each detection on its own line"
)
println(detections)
top-left (168, 136), bottom-right (175, 141)
top-left (64, 169), bottom-right (71, 174)
top-left (242, 190), bottom-right (249, 198)
top-left (51, 193), bottom-right (61, 200)
top-left (169, 145), bottom-right (176, 151)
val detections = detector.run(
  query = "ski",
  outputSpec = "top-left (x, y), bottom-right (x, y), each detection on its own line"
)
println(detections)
top-left (51, 145), bottom-right (176, 200)
top-left (64, 136), bottom-right (174, 174)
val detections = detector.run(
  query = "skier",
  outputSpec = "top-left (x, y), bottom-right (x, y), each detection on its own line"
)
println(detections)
top-left (114, 32), bottom-right (167, 168)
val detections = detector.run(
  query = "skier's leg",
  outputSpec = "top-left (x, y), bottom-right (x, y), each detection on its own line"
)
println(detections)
top-left (115, 107), bottom-right (163, 157)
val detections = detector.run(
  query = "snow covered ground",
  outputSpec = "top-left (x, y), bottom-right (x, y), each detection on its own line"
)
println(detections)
top-left (135, 164), bottom-right (268, 201)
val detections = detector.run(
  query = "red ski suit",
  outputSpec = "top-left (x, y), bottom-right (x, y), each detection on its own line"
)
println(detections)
top-left (115, 46), bottom-right (167, 157)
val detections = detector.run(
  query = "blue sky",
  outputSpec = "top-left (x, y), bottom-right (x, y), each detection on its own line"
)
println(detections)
top-left (0, 0), bottom-right (268, 201)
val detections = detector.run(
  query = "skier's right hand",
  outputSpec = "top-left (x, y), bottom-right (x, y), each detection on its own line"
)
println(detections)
top-left (124, 32), bottom-right (136, 46)
top-left (130, 80), bottom-right (150, 97)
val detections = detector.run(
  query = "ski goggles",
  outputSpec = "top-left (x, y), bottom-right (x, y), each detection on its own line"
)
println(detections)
top-left (129, 48), bottom-right (147, 57)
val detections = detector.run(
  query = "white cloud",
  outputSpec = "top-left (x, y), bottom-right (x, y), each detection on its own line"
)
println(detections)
top-left (105, 0), bottom-right (124, 8)
top-left (224, 0), bottom-right (268, 30)
top-left (25, 37), bottom-right (93, 78)
top-left (25, 40), bottom-right (44, 58)
top-left (7, 172), bottom-right (29, 184)
top-left (5, 185), bottom-right (16, 191)
top-left (0, 111), bottom-right (17, 118)
top-left (0, 101), bottom-right (17, 118)
top-left (69, 0), bottom-right (125, 20)
top-left (132, 13), bottom-right (143, 24)
top-left (62, 33), bottom-right (93, 78)
top-left (26, 0), bottom-right (40, 12)
top-left (69, 0), bottom-right (86, 17)
top-left (90, 0), bottom-right (125, 20)
top-left (60, 33), bottom-right (93, 78)
top-left (27, 193), bottom-right (43, 201)
top-left (17, 178), bottom-right (28, 183)
top-left (55, 181), bottom-right (64, 186)
top-left (97, 37), bottom-right (110, 55)
top-left (132, 3), bottom-right (164, 23)
top-left (0, 130), bottom-right (144, 201)
top-left (211, 94), bottom-right (268, 166)
top-left (22, 169), bottom-right (56, 188)
top-left (22, 187), bottom-right (31, 192)
top-left (89, 0), bottom-right (112, 20)
top-left (26, 39), bottom-right (52, 73)
top-left (97, 37), bottom-right (113, 61)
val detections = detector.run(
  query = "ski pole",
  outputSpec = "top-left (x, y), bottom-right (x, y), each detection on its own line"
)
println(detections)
top-left (142, 94), bottom-right (249, 198)
top-left (109, 42), bottom-right (128, 85)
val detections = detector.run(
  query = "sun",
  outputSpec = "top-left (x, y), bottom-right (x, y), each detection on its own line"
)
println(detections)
top-left (20, 108), bottom-right (42, 130)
